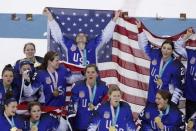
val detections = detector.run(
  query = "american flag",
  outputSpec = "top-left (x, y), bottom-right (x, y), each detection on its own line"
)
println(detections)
top-left (98, 16), bottom-right (196, 119)
top-left (47, 7), bottom-right (114, 109)
top-left (48, 7), bottom-right (113, 62)
top-left (48, 8), bottom-right (196, 119)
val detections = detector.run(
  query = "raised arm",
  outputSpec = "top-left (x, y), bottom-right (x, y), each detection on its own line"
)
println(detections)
top-left (174, 28), bottom-right (193, 59)
top-left (100, 10), bottom-right (121, 44)
top-left (43, 8), bottom-right (64, 44)
top-left (22, 71), bottom-right (38, 97)
top-left (136, 20), bottom-right (155, 58)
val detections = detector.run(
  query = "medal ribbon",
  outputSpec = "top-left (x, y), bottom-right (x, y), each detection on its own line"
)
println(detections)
top-left (159, 57), bottom-right (173, 77)
top-left (111, 105), bottom-right (120, 126)
top-left (3, 85), bottom-right (12, 94)
top-left (30, 120), bottom-right (39, 129)
top-left (4, 112), bottom-right (15, 128)
top-left (87, 81), bottom-right (97, 103)
top-left (80, 49), bottom-right (87, 66)
top-left (48, 70), bottom-right (58, 90)
top-left (159, 105), bottom-right (170, 118)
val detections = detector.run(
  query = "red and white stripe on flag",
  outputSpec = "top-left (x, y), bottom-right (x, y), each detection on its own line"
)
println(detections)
top-left (98, 16), bottom-right (196, 119)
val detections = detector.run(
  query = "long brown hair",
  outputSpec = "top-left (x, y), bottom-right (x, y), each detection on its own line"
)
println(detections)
top-left (157, 90), bottom-right (171, 103)
top-left (108, 84), bottom-right (121, 96)
top-left (38, 51), bottom-right (58, 70)
top-left (28, 101), bottom-right (41, 112)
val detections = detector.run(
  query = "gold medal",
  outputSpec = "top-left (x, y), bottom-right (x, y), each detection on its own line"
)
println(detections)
top-left (53, 88), bottom-right (59, 97)
top-left (109, 126), bottom-right (116, 131)
top-left (34, 61), bottom-right (41, 68)
top-left (10, 127), bottom-right (18, 131)
top-left (156, 77), bottom-right (162, 86)
top-left (88, 103), bottom-right (95, 111)
top-left (154, 116), bottom-right (161, 123)
top-left (31, 126), bottom-right (38, 131)
top-left (187, 120), bottom-right (194, 129)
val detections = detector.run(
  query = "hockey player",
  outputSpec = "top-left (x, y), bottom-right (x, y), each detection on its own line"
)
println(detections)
top-left (0, 96), bottom-right (25, 131)
top-left (13, 59), bottom-right (39, 104)
top-left (0, 64), bottom-right (20, 107)
top-left (174, 28), bottom-right (196, 121)
top-left (23, 51), bottom-right (71, 107)
top-left (138, 90), bottom-right (185, 131)
top-left (14, 42), bottom-right (43, 74)
top-left (25, 101), bottom-right (60, 131)
top-left (88, 84), bottom-right (136, 131)
top-left (71, 64), bottom-right (108, 130)
top-left (136, 20), bottom-right (185, 105)
top-left (43, 8), bottom-right (121, 66)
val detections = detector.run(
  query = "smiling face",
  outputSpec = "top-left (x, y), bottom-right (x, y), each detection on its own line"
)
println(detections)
top-left (5, 101), bottom-right (17, 117)
top-left (161, 43), bottom-right (173, 60)
top-left (76, 33), bottom-right (87, 49)
top-left (2, 70), bottom-right (14, 86)
top-left (48, 55), bottom-right (60, 70)
top-left (30, 105), bottom-right (41, 121)
top-left (24, 44), bottom-right (36, 59)
top-left (110, 90), bottom-right (121, 107)
top-left (155, 93), bottom-right (168, 110)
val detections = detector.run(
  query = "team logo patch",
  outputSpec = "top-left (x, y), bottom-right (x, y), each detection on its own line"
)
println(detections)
top-left (152, 59), bottom-right (157, 65)
top-left (103, 111), bottom-right (110, 119)
top-left (145, 112), bottom-right (150, 119)
top-left (70, 44), bottom-right (77, 51)
top-left (79, 91), bottom-right (85, 98)
top-left (45, 77), bottom-right (52, 84)
top-left (190, 57), bottom-right (196, 64)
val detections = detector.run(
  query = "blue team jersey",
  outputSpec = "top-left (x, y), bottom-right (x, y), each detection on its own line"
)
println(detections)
top-left (13, 73), bottom-right (41, 103)
top-left (24, 113), bottom-right (59, 131)
top-left (13, 56), bottom-right (43, 74)
top-left (0, 79), bottom-right (20, 105)
top-left (71, 80), bottom-right (108, 130)
top-left (32, 65), bottom-right (71, 107)
top-left (63, 35), bottom-right (101, 65)
top-left (138, 104), bottom-right (185, 131)
top-left (88, 101), bottom-right (136, 131)
top-left (144, 43), bottom-right (185, 103)
top-left (184, 49), bottom-right (196, 101)
top-left (0, 113), bottom-right (26, 131)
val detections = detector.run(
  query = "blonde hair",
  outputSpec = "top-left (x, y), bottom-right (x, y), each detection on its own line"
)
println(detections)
top-left (108, 84), bottom-right (121, 95)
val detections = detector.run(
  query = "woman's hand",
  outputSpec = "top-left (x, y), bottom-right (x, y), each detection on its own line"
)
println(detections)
top-left (43, 7), bottom-right (54, 21)
top-left (183, 27), bottom-right (193, 40)
top-left (135, 20), bottom-right (142, 29)
top-left (113, 10), bottom-right (121, 22)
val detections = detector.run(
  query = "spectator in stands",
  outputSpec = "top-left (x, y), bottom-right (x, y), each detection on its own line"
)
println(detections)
top-left (71, 64), bottom-right (108, 131)
top-left (43, 8), bottom-right (120, 66)
top-left (14, 42), bottom-right (43, 74)
top-left (88, 84), bottom-right (136, 131)
top-left (174, 28), bottom-right (196, 122)
top-left (138, 90), bottom-right (185, 131)
top-left (136, 20), bottom-right (185, 106)
top-left (0, 95), bottom-right (25, 130)
top-left (25, 101), bottom-right (60, 131)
